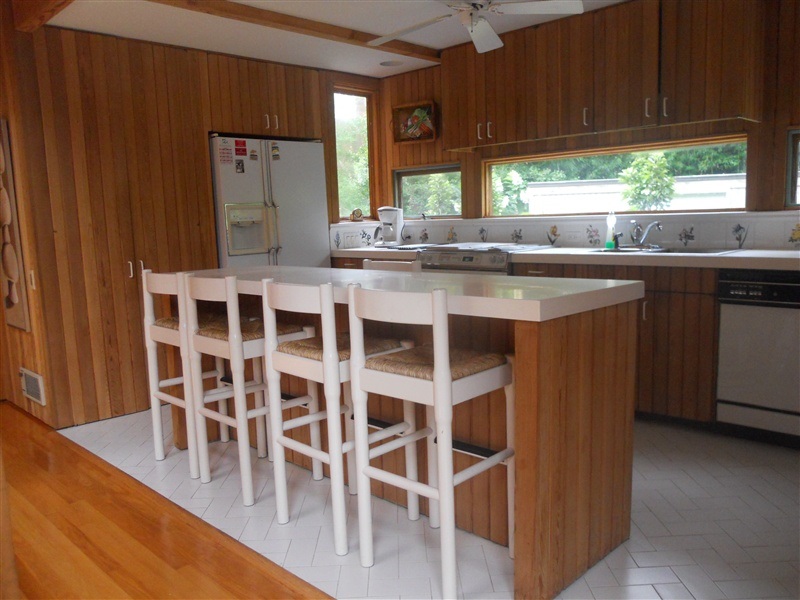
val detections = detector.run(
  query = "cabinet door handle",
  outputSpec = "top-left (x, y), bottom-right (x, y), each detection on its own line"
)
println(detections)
top-left (527, 270), bottom-right (544, 276)
top-left (662, 97), bottom-right (669, 118)
top-left (642, 300), bottom-right (648, 321)
top-left (645, 98), bottom-right (651, 118)
top-left (264, 114), bottom-right (271, 129)
top-left (139, 260), bottom-right (144, 272)
top-left (274, 114), bottom-right (279, 130)
top-left (343, 262), bottom-right (356, 268)
top-left (486, 121), bottom-right (493, 139)
top-left (128, 261), bottom-right (134, 279)
top-left (477, 123), bottom-right (483, 140)
top-left (29, 270), bottom-right (36, 290)
top-left (582, 107), bottom-right (589, 127)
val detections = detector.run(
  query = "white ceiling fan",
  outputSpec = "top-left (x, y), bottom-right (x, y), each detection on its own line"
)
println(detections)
top-left (368, 0), bottom-right (585, 54)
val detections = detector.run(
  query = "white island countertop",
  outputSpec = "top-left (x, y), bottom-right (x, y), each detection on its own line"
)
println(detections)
top-left (191, 266), bottom-right (644, 322)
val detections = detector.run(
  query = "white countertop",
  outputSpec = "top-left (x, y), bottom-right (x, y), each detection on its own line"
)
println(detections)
top-left (332, 247), bottom-right (800, 271)
top-left (189, 266), bottom-right (644, 322)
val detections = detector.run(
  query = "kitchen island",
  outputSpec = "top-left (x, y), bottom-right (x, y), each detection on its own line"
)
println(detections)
top-left (186, 266), bottom-right (644, 598)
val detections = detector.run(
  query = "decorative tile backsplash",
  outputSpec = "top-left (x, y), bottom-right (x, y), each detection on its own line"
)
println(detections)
top-left (330, 211), bottom-right (800, 251)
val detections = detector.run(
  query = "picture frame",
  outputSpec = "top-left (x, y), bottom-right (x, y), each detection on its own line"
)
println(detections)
top-left (0, 119), bottom-right (31, 331)
top-left (392, 101), bottom-right (436, 143)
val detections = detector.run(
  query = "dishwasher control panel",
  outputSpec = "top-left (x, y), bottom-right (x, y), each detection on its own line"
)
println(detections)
top-left (718, 269), bottom-right (800, 308)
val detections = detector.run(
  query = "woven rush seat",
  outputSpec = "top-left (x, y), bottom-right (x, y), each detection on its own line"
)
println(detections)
top-left (197, 317), bottom-right (303, 342)
top-left (153, 311), bottom-right (223, 331)
top-left (277, 332), bottom-right (401, 362)
top-left (365, 345), bottom-right (507, 381)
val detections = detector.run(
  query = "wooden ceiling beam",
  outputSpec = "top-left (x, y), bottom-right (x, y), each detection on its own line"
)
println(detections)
top-left (12, 0), bottom-right (73, 32)
top-left (146, 0), bottom-right (441, 63)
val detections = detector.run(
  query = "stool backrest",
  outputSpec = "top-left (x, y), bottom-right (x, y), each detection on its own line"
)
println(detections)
top-left (362, 259), bottom-right (421, 272)
top-left (185, 275), bottom-right (245, 361)
top-left (142, 269), bottom-right (187, 345)
top-left (350, 285), bottom-right (445, 326)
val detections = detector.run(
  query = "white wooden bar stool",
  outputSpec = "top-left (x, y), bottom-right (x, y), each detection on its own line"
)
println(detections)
top-left (261, 280), bottom-right (417, 556)
top-left (185, 274), bottom-right (318, 506)
top-left (348, 284), bottom-right (515, 599)
top-left (362, 259), bottom-right (421, 272)
top-left (142, 269), bottom-right (224, 479)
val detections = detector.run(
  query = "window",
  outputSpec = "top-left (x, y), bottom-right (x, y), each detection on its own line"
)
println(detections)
top-left (487, 140), bottom-right (747, 216)
top-left (334, 92), bottom-right (372, 219)
top-left (395, 165), bottom-right (462, 218)
top-left (788, 130), bottom-right (800, 206)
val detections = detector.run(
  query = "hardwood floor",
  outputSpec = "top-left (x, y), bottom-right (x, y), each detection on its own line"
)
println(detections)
top-left (0, 401), bottom-right (328, 599)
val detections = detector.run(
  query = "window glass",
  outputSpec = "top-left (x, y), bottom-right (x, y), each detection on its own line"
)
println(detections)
top-left (395, 166), bottom-right (462, 218)
top-left (788, 131), bottom-right (800, 206)
top-left (334, 92), bottom-right (371, 218)
top-left (488, 140), bottom-right (747, 216)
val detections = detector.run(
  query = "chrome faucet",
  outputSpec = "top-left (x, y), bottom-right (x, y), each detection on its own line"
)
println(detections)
top-left (639, 221), bottom-right (663, 245)
top-left (630, 220), bottom-right (644, 245)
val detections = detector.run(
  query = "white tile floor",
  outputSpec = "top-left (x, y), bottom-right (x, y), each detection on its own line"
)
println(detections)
top-left (60, 409), bottom-right (799, 600)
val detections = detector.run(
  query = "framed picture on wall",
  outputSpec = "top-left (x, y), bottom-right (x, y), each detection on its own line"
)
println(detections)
top-left (392, 101), bottom-right (436, 143)
top-left (1, 119), bottom-right (31, 331)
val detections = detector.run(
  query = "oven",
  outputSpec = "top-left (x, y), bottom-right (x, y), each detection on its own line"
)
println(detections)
top-left (716, 269), bottom-right (800, 438)
top-left (418, 242), bottom-right (548, 275)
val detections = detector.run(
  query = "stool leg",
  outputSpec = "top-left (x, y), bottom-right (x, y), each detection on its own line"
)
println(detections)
top-left (323, 378), bottom-right (348, 556)
top-left (306, 381), bottom-right (324, 481)
top-left (426, 405), bottom-right (440, 529)
top-left (232, 361), bottom-right (255, 506)
top-left (435, 412), bottom-right (458, 600)
top-left (145, 340), bottom-right (165, 462)
top-left (192, 348), bottom-right (212, 484)
top-left (266, 360), bottom-right (290, 523)
top-left (253, 358), bottom-right (268, 460)
top-left (505, 356), bottom-right (515, 559)
top-left (342, 382), bottom-right (357, 495)
top-left (352, 385), bottom-right (374, 567)
top-left (180, 348), bottom-right (200, 480)
top-left (403, 401), bottom-right (420, 521)
top-left (216, 357), bottom-right (230, 443)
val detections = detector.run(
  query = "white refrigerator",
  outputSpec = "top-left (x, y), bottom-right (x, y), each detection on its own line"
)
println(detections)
top-left (210, 134), bottom-right (331, 268)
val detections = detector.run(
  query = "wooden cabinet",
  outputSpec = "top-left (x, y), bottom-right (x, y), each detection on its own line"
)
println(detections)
top-left (330, 257), bottom-right (362, 269)
top-left (593, 0), bottom-right (660, 132)
top-left (513, 263), bottom-right (718, 422)
top-left (441, 29), bottom-right (527, 150)
top-left (659, 0), bottom-right (764, 124)
top-left (441, 0), bottom-right (766, 149)
top-left (526, 13), bottom-right (595, 139)
top-left (207, 54), bottom-right (322, 138)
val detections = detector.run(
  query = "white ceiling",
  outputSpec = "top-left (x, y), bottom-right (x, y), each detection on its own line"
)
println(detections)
top-left (48, 0), bottom-right (625, 78)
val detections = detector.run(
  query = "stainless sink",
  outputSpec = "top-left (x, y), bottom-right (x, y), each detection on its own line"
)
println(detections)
top-left (592, 247), bottom-right (739, 255)
top-left (593, 246), bottom-right (668, 253)
top-left (664, 248), bottom-right (740, 255)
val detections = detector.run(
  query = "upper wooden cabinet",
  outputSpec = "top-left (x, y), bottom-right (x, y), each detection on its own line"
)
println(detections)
top-left (440, 0), bottom-right (765, 150)
top-left (441, 29), bottom-right (527, 150)
top-left (660, 0), bottom-right (765, 124)
top-left (593, 0), bottom-right (660, 132)
top-left (207, 54), bottom-right (322, 139)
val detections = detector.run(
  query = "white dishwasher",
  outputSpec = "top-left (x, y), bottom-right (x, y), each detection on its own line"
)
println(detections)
top-left (716, 269), bottom-right (800, 437)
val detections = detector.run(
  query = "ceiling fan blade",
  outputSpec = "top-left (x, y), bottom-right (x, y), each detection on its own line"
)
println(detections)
top-left (493, 0), bottom-right (585, 15)
top-left (461, 12), bottom-right (504, 54)
top-left (367, 13), bottom-right (453, 47)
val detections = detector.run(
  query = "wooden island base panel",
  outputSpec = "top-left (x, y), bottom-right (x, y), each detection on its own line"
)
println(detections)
top-left (514, 301), bottom-right (638, 598)
top-left (0, 401), bottom-right (328, 600)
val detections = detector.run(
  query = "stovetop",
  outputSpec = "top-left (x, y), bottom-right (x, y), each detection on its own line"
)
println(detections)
top-left (418, 243), bottom-right (549, 272)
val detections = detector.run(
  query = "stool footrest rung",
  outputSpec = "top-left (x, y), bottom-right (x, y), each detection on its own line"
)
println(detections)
top-left (453, 448), bottom-right (514, 487)
top-left (363, 465), bottom-right (439, 501)
top-left (198, 406), bottom-right (237, 429)
top-left (154, 390), bottom-right (185, 408)
top-left (204, 381), bottom-right (267, 404)
top-left (247, 406), bottom-right (270, 419)
top-left (159, 375), bottom-right (184, 389)
top-left (281, 395), bottom-right (312, 410)
top-left (368, 427), bottom-right (432, 460)
top-left (366, 421), bottom-right (409, 445)
top-left (279, 435), bottom-right (330, 465)
top-left (283, 404), bottom-right (346, 432)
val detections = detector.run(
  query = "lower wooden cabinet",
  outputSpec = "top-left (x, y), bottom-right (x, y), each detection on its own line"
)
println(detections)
top-left (513, 263), bottom-right (718, 422)
top-left (331, 257), bottom-right (362, 269)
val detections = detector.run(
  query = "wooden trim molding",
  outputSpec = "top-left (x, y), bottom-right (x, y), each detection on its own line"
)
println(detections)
top-left (146, 0), bottom-right (441, 63)
top-left (11, 0), bottom-right (72, 32)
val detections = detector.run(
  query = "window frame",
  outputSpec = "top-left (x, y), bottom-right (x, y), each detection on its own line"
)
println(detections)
top-left (394, 164), bottom-right (463, 219)
top-left (787, 130), bottom-right (800, 207)
top-left (483, 135), bottom-right (748, 218)
top-left (331, 82), bottom-right (379, 221)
